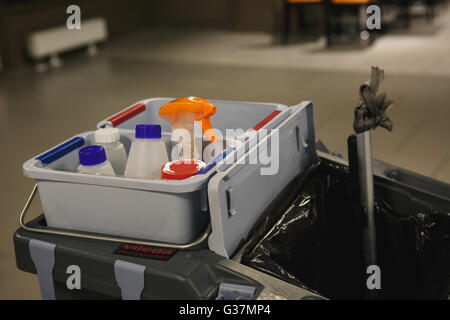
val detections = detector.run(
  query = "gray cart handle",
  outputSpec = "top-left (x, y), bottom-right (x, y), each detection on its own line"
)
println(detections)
top-left (20, 184), bottom-right (211, 249)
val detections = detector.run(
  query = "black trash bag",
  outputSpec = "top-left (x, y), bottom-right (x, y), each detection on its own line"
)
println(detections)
top-left (241, 160), bottom-right (450, 300)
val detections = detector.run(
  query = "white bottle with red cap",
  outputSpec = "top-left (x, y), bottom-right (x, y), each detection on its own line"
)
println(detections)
top-left (124, 124), bottom-right (169, 180)
top-left (95, 128), bottom-right (128, 176)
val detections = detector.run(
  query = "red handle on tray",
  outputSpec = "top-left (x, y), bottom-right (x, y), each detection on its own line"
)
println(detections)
top-left (252, 110), bottom-right (282, 130)
top-left (107, 103), bottom-right (146, 127)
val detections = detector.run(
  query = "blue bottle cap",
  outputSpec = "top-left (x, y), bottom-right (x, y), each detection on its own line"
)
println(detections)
top-left (79, 145), bottom-right (107, 166)
top-left (135, 124), bottom-right (161, 139)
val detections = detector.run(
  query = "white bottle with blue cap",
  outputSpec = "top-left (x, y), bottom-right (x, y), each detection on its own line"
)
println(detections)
top-left (124, 124), bottom-right (169, 180)
top-left (77, 145), bottom-right (116, 176)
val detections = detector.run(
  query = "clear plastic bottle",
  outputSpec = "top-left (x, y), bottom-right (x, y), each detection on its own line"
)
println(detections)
top-left (124, 124), bottom-right (169, 180)
top-left (77, 145), bottom-right (116, 176)
top-left (95, 128), bottom-right (128, 176)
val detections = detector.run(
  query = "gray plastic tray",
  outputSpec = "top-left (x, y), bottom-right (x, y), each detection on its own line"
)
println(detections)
top-left (23, 98), bottom-right (316, 253)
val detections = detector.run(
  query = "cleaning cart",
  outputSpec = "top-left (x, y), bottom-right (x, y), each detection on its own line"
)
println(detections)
top-left (14, 97), bottom-right (450, 300)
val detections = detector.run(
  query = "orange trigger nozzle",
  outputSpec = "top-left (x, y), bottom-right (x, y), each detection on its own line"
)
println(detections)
top-left (159, 96), bottom-right (218, 142)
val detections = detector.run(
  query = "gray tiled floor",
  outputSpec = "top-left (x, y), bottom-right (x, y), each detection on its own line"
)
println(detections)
top-left (1, 7), bottom-right (449, 299)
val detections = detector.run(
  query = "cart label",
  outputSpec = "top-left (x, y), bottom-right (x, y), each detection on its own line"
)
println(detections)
top-left (114, 244), bottom-right (177, 261)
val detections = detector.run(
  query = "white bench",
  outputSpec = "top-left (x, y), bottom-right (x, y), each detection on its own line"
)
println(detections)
top-left (27, 17), bottom-right (108, 71)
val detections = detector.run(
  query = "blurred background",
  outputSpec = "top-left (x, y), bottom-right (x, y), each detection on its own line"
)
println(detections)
top-left (0, 0), bottom-right (449, 299)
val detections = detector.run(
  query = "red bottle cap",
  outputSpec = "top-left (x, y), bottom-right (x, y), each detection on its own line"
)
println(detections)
top-left (161, 160), bottom-right (206, 180)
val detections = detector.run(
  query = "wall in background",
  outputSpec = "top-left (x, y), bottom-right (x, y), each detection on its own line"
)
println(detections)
top-left (153, 0), bottom-right (278, 32)
top-left (0, 0), bottom-right (157, 68)
top-left (0, 0), bottom-right (285, 69)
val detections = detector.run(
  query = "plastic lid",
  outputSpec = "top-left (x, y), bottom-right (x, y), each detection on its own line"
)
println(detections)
top-left (79, 145), bottom-right (107, 166)
top-left (95, 128), bottom-right (120, 143)
top-left (135, 124), bottom-right (161, 139)
top-left (161, 160), bottom-right (206, 180)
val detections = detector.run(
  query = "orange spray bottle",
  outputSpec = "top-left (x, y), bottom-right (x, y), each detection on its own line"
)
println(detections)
top-left (158, 97), bottom-right (218, 160)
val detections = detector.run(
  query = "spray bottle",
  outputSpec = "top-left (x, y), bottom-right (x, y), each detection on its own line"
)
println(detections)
top-left (158, 97), bottom-right (218, 161)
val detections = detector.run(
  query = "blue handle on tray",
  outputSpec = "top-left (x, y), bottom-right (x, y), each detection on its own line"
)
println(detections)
top-left (36, 137), bottom-right (85, 165)
top-left (197, 147), bottom-right (235, 175)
